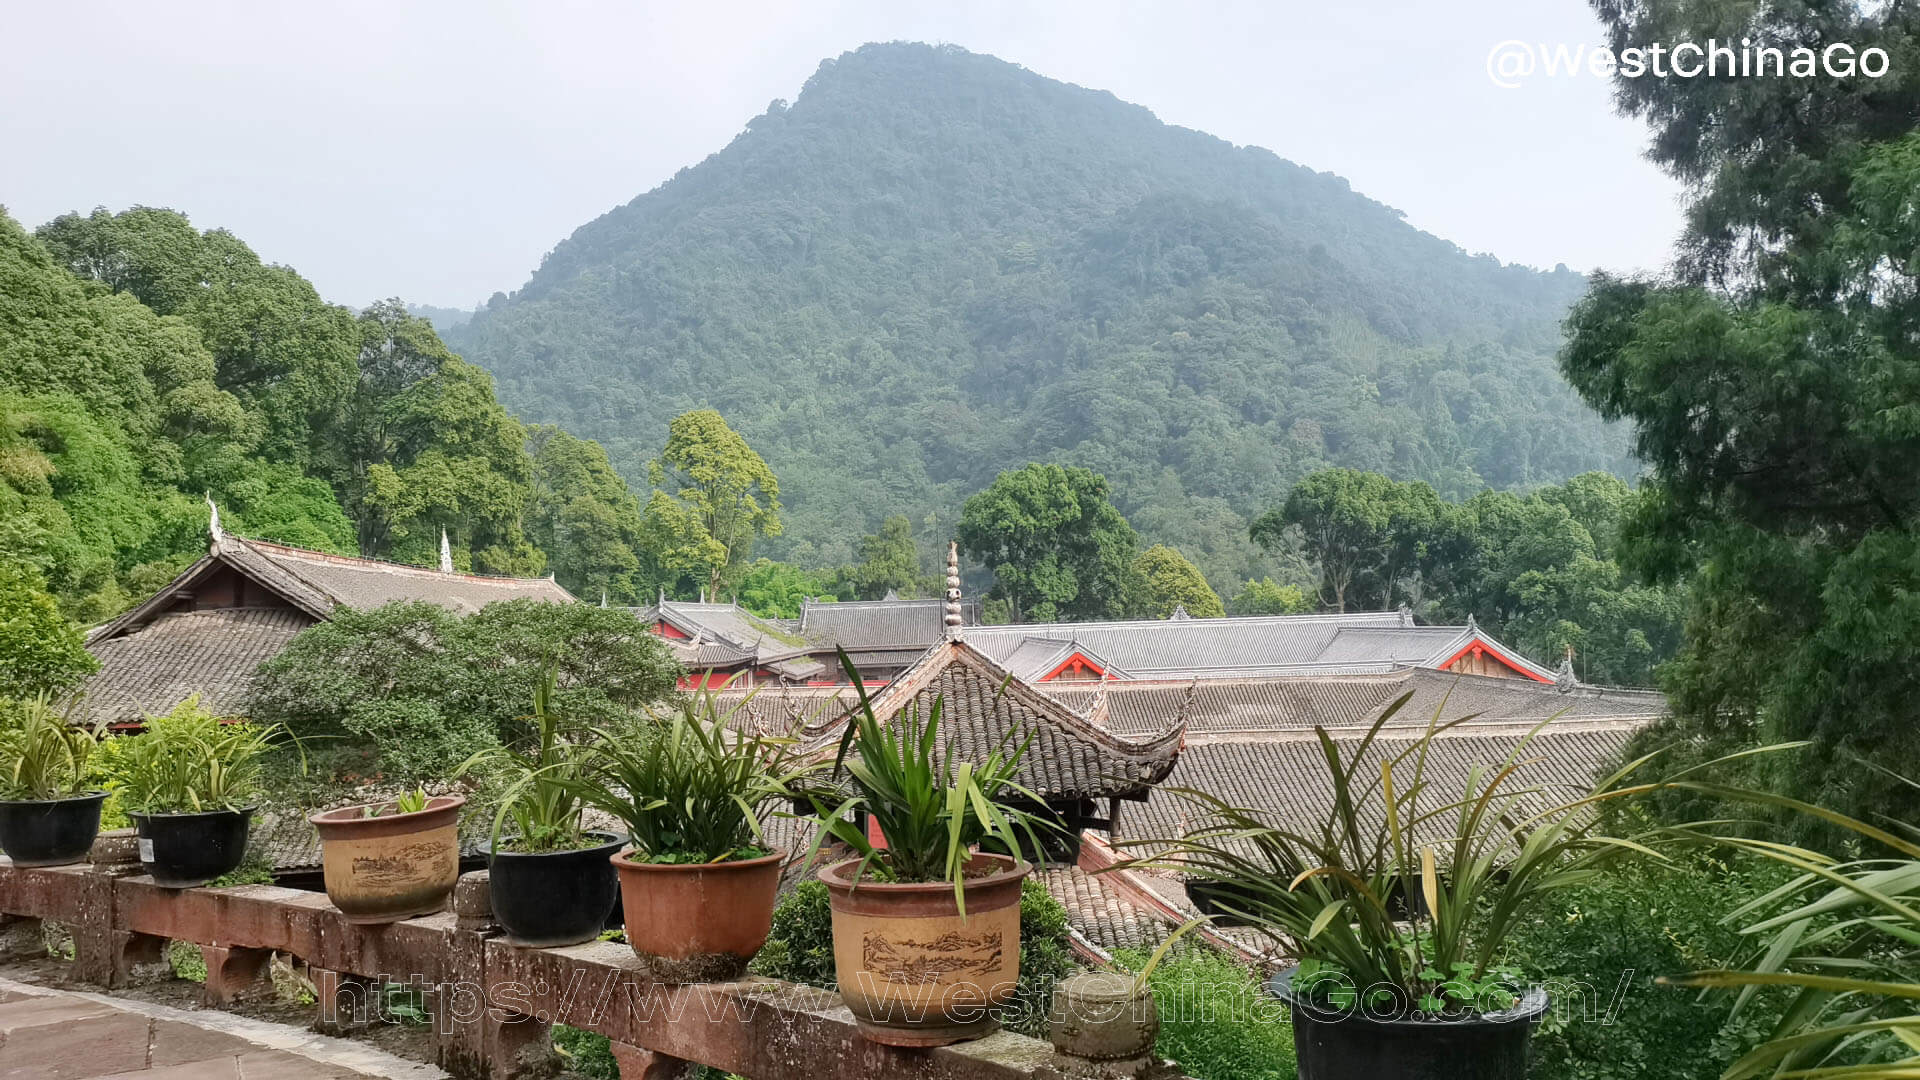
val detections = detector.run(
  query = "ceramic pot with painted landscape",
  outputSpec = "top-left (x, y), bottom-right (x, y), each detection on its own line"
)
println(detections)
top-left (482, 831), bottom-right (624, 947)
top-left (0, 791), bottom-right (109, 867)
top-left (612, 846), bottom-right (785, 981)
top-left (310, 794), bottom-right (464, 923)
top-left (129, 807), bottom-right (254, 888)
top-left (818, 851), bottom-right (1029, 1047)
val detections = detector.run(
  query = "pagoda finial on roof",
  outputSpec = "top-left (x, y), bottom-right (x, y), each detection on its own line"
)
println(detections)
top-left (658, 585), bottom-right (666, 609)
top-left (1168, 603), bottom-right (1190, 621)
top-left (205, 494), bottom-right (222, 552)
top-left (883, 588), bottom-right (900, 602)
top-left (1555, 645), bottom-right (1577, 692)
top-left (943, 541), bottom-right (963, 641)
top-left (1397, 602), bottom-right (1413, 627)
top-left (439, 529), bottom-right (454, 574)
top-left (599, 589), bottom-right (608, 608)
top-left (1466, 613), bottom-right (1479, 633)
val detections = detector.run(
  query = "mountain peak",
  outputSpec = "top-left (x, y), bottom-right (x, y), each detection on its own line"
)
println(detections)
top-left (451, 45), bottom-right (1621, 579)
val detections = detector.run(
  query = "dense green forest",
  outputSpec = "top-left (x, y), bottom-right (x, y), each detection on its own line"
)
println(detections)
top-left (0, 206), bottom-right (664, 618)
top-left (449, 42), bottom-right (1631, 591)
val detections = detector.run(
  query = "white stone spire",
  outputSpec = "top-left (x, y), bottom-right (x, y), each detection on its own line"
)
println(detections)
top-left (439, 529), bottom-right (454, 574)
top-left (943, 541), bottom-right (963, 641)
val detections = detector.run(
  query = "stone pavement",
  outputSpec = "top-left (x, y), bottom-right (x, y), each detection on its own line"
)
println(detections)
top-left (0, 978), bottom-right (446, 1080)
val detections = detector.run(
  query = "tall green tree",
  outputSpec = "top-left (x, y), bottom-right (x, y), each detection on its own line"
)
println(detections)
top-left (525, 425), bottom-right (647, 603)
top-left (1253, 468), bottom-right (1441, 612)
top-left (957, 463), bottom-right (1139, 622)
top-left (645, 410), bottom-right (781, 599)
top-left (1562, 2), bottom-right (1920, 830)
top-left (847, 515), bottom-right (931, 599)
top-left (0, 560), bottom-right (98, 697)
top-left (337, 301), bottom-right (539, 573)
top-left (1228, 577), bottom-right (1313, 616)
top-left (1133, 544), bottom-right (1224, 618)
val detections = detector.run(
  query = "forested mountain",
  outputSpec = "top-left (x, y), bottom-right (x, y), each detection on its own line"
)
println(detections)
top-left (450, 42), bottom-right (1630, 587)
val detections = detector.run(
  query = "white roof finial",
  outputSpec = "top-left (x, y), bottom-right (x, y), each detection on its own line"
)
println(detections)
top-left (943, 541), bottom-right (963, 641)
top-left (205, 494), bottom-right (223, 551)
top-left (439, 529), bottom-right (454, 574)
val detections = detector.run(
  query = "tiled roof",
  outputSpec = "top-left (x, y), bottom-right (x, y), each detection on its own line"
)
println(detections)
top-left (93, 535), bottom-right (576, 644)
top-left (1047, 668), bottom-right (1665, 738)
top-left (1036, 865), bottom-right (1170, 956)
top-left (961, 610), bottom-right (1556, 681)
top-left (793, 640), bottom-right (1187, 802)
top-left (77, 608), bottom-right (311, 725)
top-left (632, 601), bottom-right (824, 680)
top-left (796, 597), bottom-right (981, 650)
top-left (1115, 724), bottom-right (1640, 858)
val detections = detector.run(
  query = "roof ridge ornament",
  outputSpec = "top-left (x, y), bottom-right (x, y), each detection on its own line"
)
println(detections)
top-left (1397, 602), bottom-right (1413, 627)
top-left (440, 529), bottom-right (454, 574)
top-left (1555, 644), bottom-right (1578, 693)
top-left (1466, 613), bottom-right (1479, 633)
top-left (1168, 603), bottom-right (1190, 621)
top-left (205, 493), bottom-right (222, 552)
top-left (943, 541), bottom-right (963, 641)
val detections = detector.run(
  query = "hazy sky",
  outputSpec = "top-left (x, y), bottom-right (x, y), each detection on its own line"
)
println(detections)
top-left (3, 1), bottom-right (1684, 309)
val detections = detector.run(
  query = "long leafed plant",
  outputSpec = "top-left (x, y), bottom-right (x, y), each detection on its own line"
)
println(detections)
top-left (0, 694), bottom-right (105, 800)
top-left (1107, 693), bottom-right (1704, 1016)
top-left (458, 667), bottom-right (594, 852)
top-left (802, 649), bottom-right (1055, 914)
top-left (106, 696), bottom-right (277, 814)
top-left (1657, 770), bottom-right (1920, 1079)
top-left (567, 687), bottom-right (814, 864)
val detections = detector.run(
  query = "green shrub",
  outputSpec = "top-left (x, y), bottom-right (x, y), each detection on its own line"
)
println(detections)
top-left (1115, 947), bottom-right (1295, 1080)
top-left (753, 877), bottom-right (1076, 1037)
top-left (1500, 854), bottom-right (1791, 1080)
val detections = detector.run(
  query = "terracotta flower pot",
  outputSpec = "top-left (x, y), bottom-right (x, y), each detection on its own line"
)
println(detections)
top-left (309, 795), bottom-right (464, 924)
top-left (611, 847), bottom-right (785, 982)
top-left (818, 851), bottom-right (1030, 1047)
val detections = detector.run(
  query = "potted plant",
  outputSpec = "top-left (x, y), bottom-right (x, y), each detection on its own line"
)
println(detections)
top-left (309, 782), bottom-right (465, 924)
top-left (0, 695), bottom-right (109, 867)
top-left (458, 671), bottom-right (622, 947)
top-left (802, 655), bottom-right (1057, 1047)
top-left (1110, 697), bottom-right (1667, 1080)
top-left (566, 688), bottom-right (812, 981)
top-left (109, 698), bottom-right (276, 888)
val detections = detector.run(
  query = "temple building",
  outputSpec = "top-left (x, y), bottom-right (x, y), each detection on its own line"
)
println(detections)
top-left (75, 520), bottom-right (573, 726)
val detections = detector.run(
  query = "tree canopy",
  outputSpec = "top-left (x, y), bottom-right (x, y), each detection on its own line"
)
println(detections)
top-left (248, 599), bottom-right (681, 781)
top-left (1562, 0), bottom-right (1920, 832)
top-left (957, 463), bottom-right (1140, 622)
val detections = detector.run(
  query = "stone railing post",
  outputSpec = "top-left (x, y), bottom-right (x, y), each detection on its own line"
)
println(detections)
top-left (435, 869), bottom-right (558, 1080)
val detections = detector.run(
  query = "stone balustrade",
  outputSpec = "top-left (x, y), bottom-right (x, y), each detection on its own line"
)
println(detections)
top-left (0, 835), bottom-right (1184, 1080)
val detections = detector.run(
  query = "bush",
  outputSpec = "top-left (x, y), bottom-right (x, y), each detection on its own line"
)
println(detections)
top-left (1500, 854), bottom-right (1792, 1080)
top-left (752, 877), bottom-right (1077, 1037)
top-left (1115, 947), bottom-right (1295, 1080)
top-left (249, 599), bottom-right (680, 782)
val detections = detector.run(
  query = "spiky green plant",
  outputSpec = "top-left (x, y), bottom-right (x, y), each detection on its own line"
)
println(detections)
top-left (0, 694), bottom-right (104, 800)
top-left (1108, 692), bottom-right (1720, 1016)
top-left (1658, 773), bottom-right (1920, 1079)
top-left (458, 668), bottom-right (595, 852)
top-left (802, 649), bottom-right (1055, 914)
top-left (565, 686), bottom-right (813, 864)
top-left (106, 697), bottom-right (277, 814)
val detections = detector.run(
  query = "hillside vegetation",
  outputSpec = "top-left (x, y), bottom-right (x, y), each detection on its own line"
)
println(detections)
top-left (450, 42), bottom-right (1630, 587)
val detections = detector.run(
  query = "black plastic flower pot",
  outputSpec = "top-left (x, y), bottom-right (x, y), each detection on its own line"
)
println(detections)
top-left (482, 832), bottom-right (624, 947)
top-left (1269, 966), bottom-right (1548, 1080)
top-left (128, 808), bottom-right (254, 889)
top-left (0, 792), bottom-right (108, 867)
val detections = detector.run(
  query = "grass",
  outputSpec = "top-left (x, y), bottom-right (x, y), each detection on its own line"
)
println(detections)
top-left (1113, 946), bottom-right (1296, 1080)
